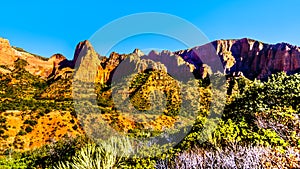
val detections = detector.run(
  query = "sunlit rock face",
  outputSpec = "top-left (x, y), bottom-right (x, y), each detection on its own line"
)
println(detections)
top-left (0, 37), bottom-right (70, 78)
top-left (176, 38), bottom-right (300, 80)
top-left (1, 37), bottom-right (300, 82)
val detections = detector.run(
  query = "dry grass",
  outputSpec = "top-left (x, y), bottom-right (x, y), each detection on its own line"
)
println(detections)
top-left (156, 145), bottom-right (300, 169)
top-left (0, 110), bottom-right (83, 152)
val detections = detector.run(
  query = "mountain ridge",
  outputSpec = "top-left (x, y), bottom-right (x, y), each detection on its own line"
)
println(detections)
top-left (1, 36), bottom-right (300, 154)
top-left (1, 37), bottom-right (300, 82)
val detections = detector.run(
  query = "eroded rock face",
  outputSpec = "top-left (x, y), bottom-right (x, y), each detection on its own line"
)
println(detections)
top-left (72, 38), bottom-right (300, 84)
top-left (220, 38), bottom-right (300, 79)
top-left (2, 37), bottom-right (300, 82)
top-left (0, 38), bottom-right (69, 78)
top-left (24, 53), bottom-right (68, 78)
top-left (176, 38), bottom-right (300, 80)
top-left (95, 52), bottom-right (127, 84)
top-left (142, 50), bottom-right (195, 81)
top-left (0, 38), bottom-right (18, 66)
top-left (49, 54), bottom-right (67, 67)
top-left (73, 40), bottom-right (101, 82)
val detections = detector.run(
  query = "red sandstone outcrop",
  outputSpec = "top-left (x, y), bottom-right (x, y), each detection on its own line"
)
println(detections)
top-left (1, 37), bottom-right (300, 82)
top-left (71, 38), bottom-right (300, 84)
top-left (0, 38), bottom-right (68, 78)
top-left (176, 38), bottom-right (300, 80)
top-left (0, 38), bottom-right (17, 66)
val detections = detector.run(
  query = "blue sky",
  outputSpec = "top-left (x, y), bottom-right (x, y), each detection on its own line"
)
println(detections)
top-left (0, 0), bottom-right (299, 59)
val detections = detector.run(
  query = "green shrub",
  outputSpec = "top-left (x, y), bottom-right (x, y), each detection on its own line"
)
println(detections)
top-left (0, 157), bottom-right (27, 169)
top-left (72, 125), bottom-right (78, 130)
top-left (24, 119), bottom-right (37, 126)
top-left (54, 136), bottom-right (132, 169)
top-left (25, 126), bottom-right (33, 133)
top-left (0, 129), bottom-right (5, 135)
top-left (17, 130), bottom-right (27, 136)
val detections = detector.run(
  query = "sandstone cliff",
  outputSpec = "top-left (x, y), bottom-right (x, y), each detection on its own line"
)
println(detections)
top-left (1, 37), bottom-right (300, 82)
top-left (176, 38), bottom-right (300, 80)
top-left (67, 38), bottom-right (300, 84)
top-left (0, 38), bottom-right (67, 78)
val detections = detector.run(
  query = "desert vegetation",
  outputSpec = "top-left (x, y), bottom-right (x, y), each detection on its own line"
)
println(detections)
top-left (0, 64), bottom-right (299, 168)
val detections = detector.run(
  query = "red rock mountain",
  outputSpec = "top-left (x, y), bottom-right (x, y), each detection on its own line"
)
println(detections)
top-left (176, 38), bottom-right (300, 80)
top-left (1, 37), bottom-right (300, 82)
top-left (0, 37), bottom-right (67, 78)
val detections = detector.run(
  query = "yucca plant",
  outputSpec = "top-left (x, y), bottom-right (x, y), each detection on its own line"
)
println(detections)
top-left (54, 136), bottom-right (132, 169)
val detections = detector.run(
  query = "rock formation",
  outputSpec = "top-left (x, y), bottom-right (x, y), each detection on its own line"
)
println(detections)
top-left (67, 38), bottom-right (300, 83)
top-left (1, 37), bottom-right (300, 82)
top-left (0, 38), bottom-right (68, 78)
top-left (0, 38), bottom-right (17, 66)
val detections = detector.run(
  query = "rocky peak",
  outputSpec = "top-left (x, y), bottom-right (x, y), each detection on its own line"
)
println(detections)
top-left (72, 40), bottom-right (96, 66)
top-left (132, 48), bottom-right (145, 57)
top-left (0, 38), bottom-right (10, 47)
top-left (2, 37), bottom-right (300, 83)
top-left (0, 37), bottom-right (63, 78)
top-left (148, 50), bottom-right (160, 57)
top-left (0, 37), bottom-right (17, 65)
top-left (49, 53), bottom-right (66, 60)
top-left (175, 38), bottom-right (300, 80)
top-left (49, 54), bottom-right (67, 67)
top-left (72, 40), bottom-right (101, 82)
top-left (94, 51), bottom-right (127, 84)
top-left (106, 52), bottom-right (126, 66)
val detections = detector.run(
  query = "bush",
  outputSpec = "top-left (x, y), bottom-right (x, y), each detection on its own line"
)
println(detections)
top-left (17, 130), bottom-right (27, 136)
top-left (54, 136), bottom-right (132, 169)
top-left (156, 145), bottom-right (300, 169)
top-left (0, 129), bottom-right (5, 135)
top-left (72, 125), bottom-right (78, 131)
top-left (24, 119), bottom-right (37, 126)
top-left (25, 126), bottom-right (33, 133)
top-left (0, 157), bottom-right (27, 169)
top-left (45, 108), bottom-right (51, 114)
top-left (18, 136), bottom-right (88, 168)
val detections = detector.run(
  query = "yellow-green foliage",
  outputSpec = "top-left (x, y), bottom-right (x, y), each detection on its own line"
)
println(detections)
top-left (54, 136), bottom-right (132, 169)
top-left (128, 70), bottom-right (182, 116)
top-left (178, 73), bottom-right (300, 150)
top-left (1, 63), bottom-right (300, 168)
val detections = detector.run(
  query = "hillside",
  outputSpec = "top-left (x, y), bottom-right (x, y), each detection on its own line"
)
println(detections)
top-left (0, 37), bottom-right (299, 168)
